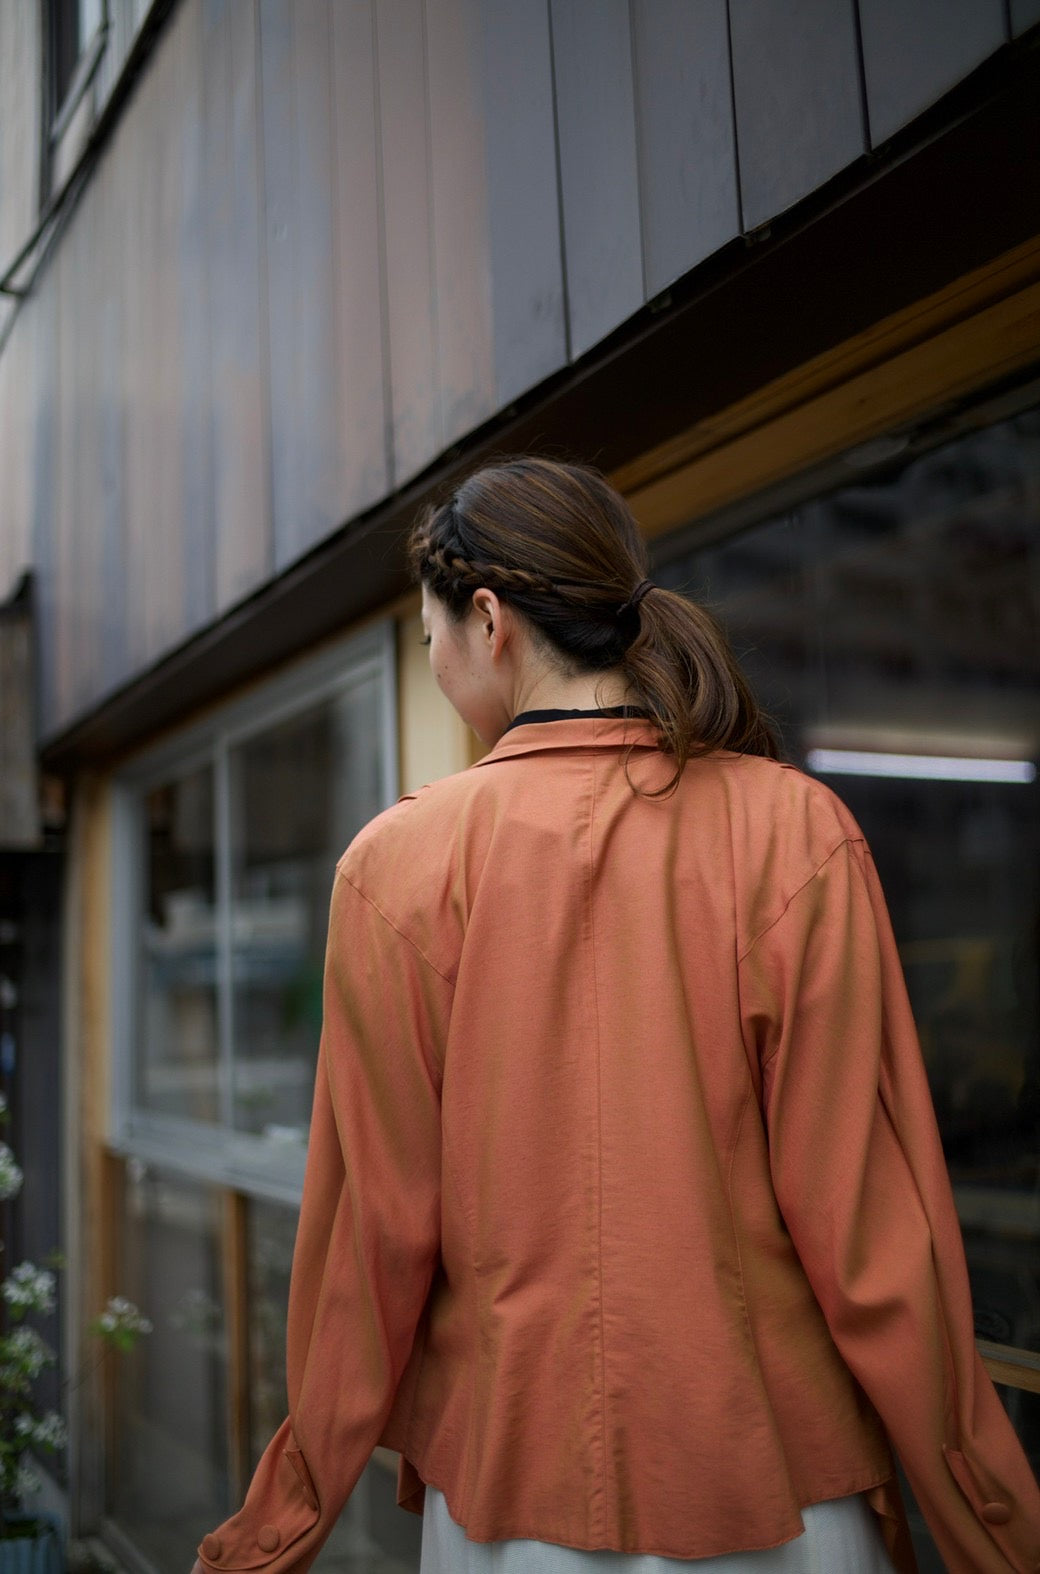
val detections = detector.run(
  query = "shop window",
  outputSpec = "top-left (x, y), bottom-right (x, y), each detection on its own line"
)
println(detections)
top-left (113, 624), bottom-right (396, 1191)
top-left (139, 766), bottom-right (219, 1125)
top-left (247, 1199), bottom-right (422, 1571)
top-left (107, 626), bottom-right (399, 1566)
top-left (655, 400), bottom-right (1040, 1553)
top-left (111, 1164), bottom-right (230, 1568)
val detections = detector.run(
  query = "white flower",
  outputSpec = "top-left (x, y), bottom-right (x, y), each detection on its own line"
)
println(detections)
top-left (2, 1262), bottom-right (57, 1316)
top-left (0, 1326), bottom-right (56, 1380)
top-left (0, 1143), bottom-right (23, 1201)
top-left (14, 1460), bottom-right (42, 1501)
top-left (96, 1297), bottom-right (152, 1337)
top-left (15, 1410), bottom-right (66, 1450)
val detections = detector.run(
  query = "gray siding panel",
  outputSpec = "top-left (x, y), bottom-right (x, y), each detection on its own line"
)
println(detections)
top-left (377, 0), bottom-right (441, 484)
top-left (481, 0), bottom-right (567, 406)
top-left (729, 0), bottom-right (865, 232)
top-left (260, 0), bottom-right (345, 570)
top-left (550, 0), bottom-right (644, 359)
top-left (290, 2), bottom-right (344, 558)
top-left (427, 0), bottom-right (496, 446)
top-left (210, 0), bottom-right (272, 612)
top-left (96, 153), bottom-right (128, 693)
top-left (1010, 0), bottom-right (1040, 33)
top-left (859, 0), bottom-right (1007, 146)
top-left (258, 0), bottom-right (302, 569)
top-left (631, 0), bottom-right (740, 297)
top-left (177, 0), bottom-right (215, 636)
top-left (329, 1), bottom-right (390, 514)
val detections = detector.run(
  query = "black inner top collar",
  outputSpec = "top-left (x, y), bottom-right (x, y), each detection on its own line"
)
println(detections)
top-left (504, 706), bottom-right (650, 734)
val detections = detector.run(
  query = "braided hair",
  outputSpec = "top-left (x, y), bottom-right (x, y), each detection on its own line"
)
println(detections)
top-left (409, 458), bottom-right (778, 791)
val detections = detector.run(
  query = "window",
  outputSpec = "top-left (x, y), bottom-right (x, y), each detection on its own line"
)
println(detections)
top-left (48, 0), bottom-right (103, 126)
top-left (107, 623), bottom-right (418, 1568)
top-left (112, 622), bottom-right (397, 1197)
top-left (654, 395), bottom-right (1040, 1556)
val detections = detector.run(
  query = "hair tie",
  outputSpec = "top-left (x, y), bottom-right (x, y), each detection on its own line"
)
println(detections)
top-left (618, 579), bottom-right (655, 617)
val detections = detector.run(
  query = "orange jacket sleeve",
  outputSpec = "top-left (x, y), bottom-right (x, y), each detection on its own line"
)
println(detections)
top-left (743, 834), bottom-right (1040, 1572)
top-left (194, 865), bottom-right (451, 1574)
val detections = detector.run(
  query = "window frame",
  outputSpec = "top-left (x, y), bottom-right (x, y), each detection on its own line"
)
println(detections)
top-left (109, 620), bottom-right (398, 1204)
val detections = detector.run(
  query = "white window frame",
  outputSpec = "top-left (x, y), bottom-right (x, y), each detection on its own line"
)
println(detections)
top-left (109, 621), bottom-right (398, 1205)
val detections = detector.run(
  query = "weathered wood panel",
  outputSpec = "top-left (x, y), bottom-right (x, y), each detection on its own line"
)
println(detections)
top-left (329, 0), bottom-right (390, 515)
top-left (29, 292), bottom-right (59, 733)
top-left (260, 0), bottom-right (345, 569)
top-left (631, 0), bottom-right (739, 297)
top-left (550, 0), bottom-right (644, 358)
top-left (480, 0), bottom-right (566, 407)
top-left (145, 10), bottom-right (187, 664)
top-left (1010, 0), bottom-right (1040, 34)
top-left (175, 0), bottom-right (214, 636)
top-left (729, 0), bottom-right (865, 232)
top-left (0, 0), bottom-right (41, 339)
top-left (204, 0), bottom-right (272, 613)
top-left (426, 0), bottom-right (496, 446)
top-left (859, 0), bottom-right (1007, 146)
top-left (0, 581), bottom-right (39, 847)
top-left (96, 144), bottom-right (127, 694)
top-left (376, 0), bottom-right (440, 483)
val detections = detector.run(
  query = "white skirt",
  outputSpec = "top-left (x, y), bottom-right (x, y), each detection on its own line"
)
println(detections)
top-left (419, 1487), bottom-right (896, 1573)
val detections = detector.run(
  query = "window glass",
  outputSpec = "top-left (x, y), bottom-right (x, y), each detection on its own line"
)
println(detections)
top-left (656, 408), bottom-right (1040, 1364)
top-left (111, 1164), bottom-right (229, 1567)
top-left (137, 766), bottom-right (220, 1124)
top-left (246, 1198), bottom-right (422, 1572)
top-left (229, 677), bottom-right (385, 1140)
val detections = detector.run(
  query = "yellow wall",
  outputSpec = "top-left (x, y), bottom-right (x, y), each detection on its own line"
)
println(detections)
top-left (396, 602), bottom-right (476, 793)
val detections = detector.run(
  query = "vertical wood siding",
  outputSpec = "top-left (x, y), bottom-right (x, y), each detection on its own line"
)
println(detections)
top-left (858, 0), bottom-right (1009, 146)
top-left (0, 0), bottom-right (1019, 737)
top-left (729, 0), bottom-right (866, 233)
top-left (549, 0), bottom-right (644, 358)
top-left (207, 0), bottom-right (271, 613)
top-left (1010, 0), bottom-right (1040, 33)
top-left (376, 0), bottom-right (441, 483)
top-left (631, 0), bottom-right (740, 297)
top-left (480, 0), bottom-right (566, 408)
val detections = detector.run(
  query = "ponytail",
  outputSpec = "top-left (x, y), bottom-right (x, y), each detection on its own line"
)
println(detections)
top-left (620, 585), bottom-right (780, 796)
top-left (410, 457), bottom-right (779, 794)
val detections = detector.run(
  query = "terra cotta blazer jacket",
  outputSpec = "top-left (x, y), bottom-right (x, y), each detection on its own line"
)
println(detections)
top-left (195, 717), bottom-right (1040, 1574)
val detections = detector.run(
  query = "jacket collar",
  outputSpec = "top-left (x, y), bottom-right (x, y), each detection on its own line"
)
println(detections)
top-left (473, 715), bottom-right (662, 768)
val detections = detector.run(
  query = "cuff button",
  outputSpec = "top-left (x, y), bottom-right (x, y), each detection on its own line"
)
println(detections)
top-left (201, 1535), bottom-right (223, 1561)
top-left (981, 1502), bottom-right (1011, 1525)
top-left (257, 1526), bottom-right (281, 1553)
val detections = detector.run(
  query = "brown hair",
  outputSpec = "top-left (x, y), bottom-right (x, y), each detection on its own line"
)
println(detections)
top-left (409, 457), bottom-right (779, 792)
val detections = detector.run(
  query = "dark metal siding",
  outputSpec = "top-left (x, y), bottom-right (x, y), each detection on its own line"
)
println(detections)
top-left (549, 0), bottom-right (644, 357)
top-left (0, 0), bottom-right (1025, 741)
top-left (858, 0), bottom-right (1008, 145)
top-left (631, 0), bottom-right (740, 297)
top-left (729, 0), bottom-right (866, 232)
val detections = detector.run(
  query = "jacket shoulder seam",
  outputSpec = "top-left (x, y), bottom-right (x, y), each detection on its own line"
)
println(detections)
top-left (736, 835), bottom-right (865, 965)
top-left (336, 867), bottom-right (457, 989)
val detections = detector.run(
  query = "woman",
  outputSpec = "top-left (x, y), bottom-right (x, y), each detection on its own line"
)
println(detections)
top-left (193, 459), bottom-right (1039, 1574)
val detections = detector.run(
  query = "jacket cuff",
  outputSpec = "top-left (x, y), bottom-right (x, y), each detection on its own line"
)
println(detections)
top-left (196, 1438), bottom-right (320, 1571)
top-left (943, 1444), bottom-right (1040, 1572)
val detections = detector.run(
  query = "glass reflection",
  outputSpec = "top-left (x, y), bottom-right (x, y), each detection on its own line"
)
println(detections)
top-left (656, 406), bottom-right (1040, 1356)
top-left (111, 1164), bottom-right (229, 1566)
top-left (228, 678), bottom-right (385, 1142)
top-left (137, 767), bottom-right (220, 1123)
top-left (247, 1199), bottom-right (422, 1572)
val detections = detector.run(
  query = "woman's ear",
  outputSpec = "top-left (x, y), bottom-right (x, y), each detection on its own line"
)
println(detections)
top-left (471, 589), bottom-right (505, 653)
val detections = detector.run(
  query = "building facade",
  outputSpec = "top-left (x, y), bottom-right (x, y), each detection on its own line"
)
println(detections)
top-left (0, 2), bottom-right (1038, 1569)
